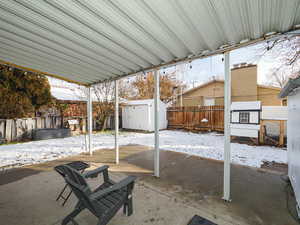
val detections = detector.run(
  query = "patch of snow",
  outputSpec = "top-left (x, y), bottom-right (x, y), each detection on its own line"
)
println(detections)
top-left (0, 130), bottom-right (287, 169)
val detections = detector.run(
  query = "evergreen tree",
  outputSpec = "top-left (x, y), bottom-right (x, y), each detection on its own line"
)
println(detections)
top-left (0, 65), bottom-right (52, 119)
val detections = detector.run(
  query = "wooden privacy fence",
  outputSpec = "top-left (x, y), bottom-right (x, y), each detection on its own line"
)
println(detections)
top-left (0, 116), bottom-right (62, 142)
top-left (167, 106), bottom-right (224, 132)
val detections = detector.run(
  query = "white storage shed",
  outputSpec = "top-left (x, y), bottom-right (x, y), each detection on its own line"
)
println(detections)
top-left (279, 77), bottom-right (300, 217)
top-left (122, 99), bottom-right (167, 132)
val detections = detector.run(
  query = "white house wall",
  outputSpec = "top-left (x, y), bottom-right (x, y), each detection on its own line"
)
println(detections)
top-left (287, 88), bottom-right (300, 210)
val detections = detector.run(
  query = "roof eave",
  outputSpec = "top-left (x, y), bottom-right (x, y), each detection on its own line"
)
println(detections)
top-left (279, 77), bottom-right (300, 98)
top-left (91, 29), bottom-right (300, 86)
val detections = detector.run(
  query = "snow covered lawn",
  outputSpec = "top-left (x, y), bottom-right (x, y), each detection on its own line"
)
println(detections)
top-left (0, 130), bottom-right (287, 169)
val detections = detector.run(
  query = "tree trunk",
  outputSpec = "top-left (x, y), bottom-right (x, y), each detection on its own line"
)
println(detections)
top-left (101, 116), bottom-right (108, 132)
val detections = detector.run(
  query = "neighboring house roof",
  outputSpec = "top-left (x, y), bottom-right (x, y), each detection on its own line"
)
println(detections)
top-left (51, 85), bottom-right (100, 102)
top-left (182, 79), bottom-right (224, 96)
top-left (51, 86), bottom-right (86, 101)
top-left (279, 76), bottom-right (300, 98)
top-left (257, 84), bottom-right (281, 91)
top-left (180, 79), bottom-right (281, 97)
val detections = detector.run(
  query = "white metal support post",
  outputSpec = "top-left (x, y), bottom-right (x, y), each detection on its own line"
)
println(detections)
top-left (85, 94), bottom-right (88, 151)
top-left (154, 70), bottom-right (160, 177)
top-left (115, 80), bottom-right (119, 164)
top-left (223, 51), bottom-right (231, 201)
top-left (87, 86), bottom-right (93, 155)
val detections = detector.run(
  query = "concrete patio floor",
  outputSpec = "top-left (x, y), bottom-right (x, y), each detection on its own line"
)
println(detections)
top-left (0, 145), bottom-right (297, 225)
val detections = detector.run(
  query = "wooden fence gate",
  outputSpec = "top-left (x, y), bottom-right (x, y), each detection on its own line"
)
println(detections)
top-left (167, 106), bottom-right (224, 132)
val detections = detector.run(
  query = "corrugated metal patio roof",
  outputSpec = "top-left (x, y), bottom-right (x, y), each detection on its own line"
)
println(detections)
top-left (0, 0), bottom-right (300, 85)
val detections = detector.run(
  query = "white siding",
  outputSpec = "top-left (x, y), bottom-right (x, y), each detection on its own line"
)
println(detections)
top-left (261, 106), bottom-right (288, 120)
top-left (122, 99), bottom-right (167, 132)
top-left (231, 112), bottom-right (239, 123)
top-left (287, 89), bottom-right (300, 209)
top-left (231, 101), bottom-right (261, 111)
top-left (249, 112), bottom-right (259, 123)
top-left (231, 124), bottom-right (260, 138)
top-left (122, 104), bottom-right (151, 131)
top-left (230, 101), bottom-right (260, 138)
top-left (231, 128), bottom-right (259, 138)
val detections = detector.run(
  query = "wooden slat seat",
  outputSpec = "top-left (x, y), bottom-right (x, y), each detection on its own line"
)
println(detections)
top-left (58, 164), bottom-right (136, 225)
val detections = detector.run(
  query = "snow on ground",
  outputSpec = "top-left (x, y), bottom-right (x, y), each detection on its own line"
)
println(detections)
top-left (0, 130), bottom-right (287, 169)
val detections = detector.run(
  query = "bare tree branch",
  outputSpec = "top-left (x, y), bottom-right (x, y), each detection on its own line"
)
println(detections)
top-left (258, 35), bottom-right (300, 87)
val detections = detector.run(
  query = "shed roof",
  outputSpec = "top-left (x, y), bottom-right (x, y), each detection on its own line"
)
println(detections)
top-left (0, 0), bottom-right (299, 85)
top-left (123, 99), bottom-right (156, 106)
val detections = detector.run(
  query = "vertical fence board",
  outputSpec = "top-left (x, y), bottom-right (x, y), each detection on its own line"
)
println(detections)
top-left (37, 118), bottom-right (42, 129)
top-left (27, 118), bottom-right (34, 139)
top-left (11, 120), bottom-right (17, 141)
top-left (5, 119), bottom-right (12, 142)
top-left (0, 120), bottom-right (5, 138)
top-left (16, 119), bottom-right (24, 141)
top-left (45, 117), bottom-right (51, 128)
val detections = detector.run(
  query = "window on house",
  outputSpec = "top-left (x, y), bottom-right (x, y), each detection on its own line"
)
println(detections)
top-left (239, 112), bottom-right (250, 124)
top-left (204, 97), bottom-right (215, 106)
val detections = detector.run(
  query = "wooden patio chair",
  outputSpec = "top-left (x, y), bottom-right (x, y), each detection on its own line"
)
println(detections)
top-left (54, 161), bottom-right (90, 206)
top-left (60, 164), bottom-right (136, 225)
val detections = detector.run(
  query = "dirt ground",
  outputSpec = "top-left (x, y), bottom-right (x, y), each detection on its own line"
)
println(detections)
top-left (0, 145), bottom-right (298, 225)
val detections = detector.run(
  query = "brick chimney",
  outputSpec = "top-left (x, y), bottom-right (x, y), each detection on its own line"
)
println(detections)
top-left (231, 64), bottom-right (258, 102)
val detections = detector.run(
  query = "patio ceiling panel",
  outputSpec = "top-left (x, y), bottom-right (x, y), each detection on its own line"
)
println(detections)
top-left (0, 0), bottom-right (299, 85)
top-left (47, 0), bottom-right (165, 64)
top-left (111, 0), bottom-right (190, 59)
top-left (0, 1), bottom-right (139, 72)
top-left (0, 17), bottom-right (131, 74)
top-left (14, 0), bottom-right (155, 68)
top-left (0, 37), bottom-right (113, 80)
top-left (0, 27), bottom-right (126, 75)
top-left (0, 48), bottom-right (97, 83)
top-left (78, 0), bottom-right (175, 62)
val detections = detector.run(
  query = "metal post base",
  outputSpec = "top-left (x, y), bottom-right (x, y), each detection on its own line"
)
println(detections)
top-left (222, 197), bottom-right (232, 202)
